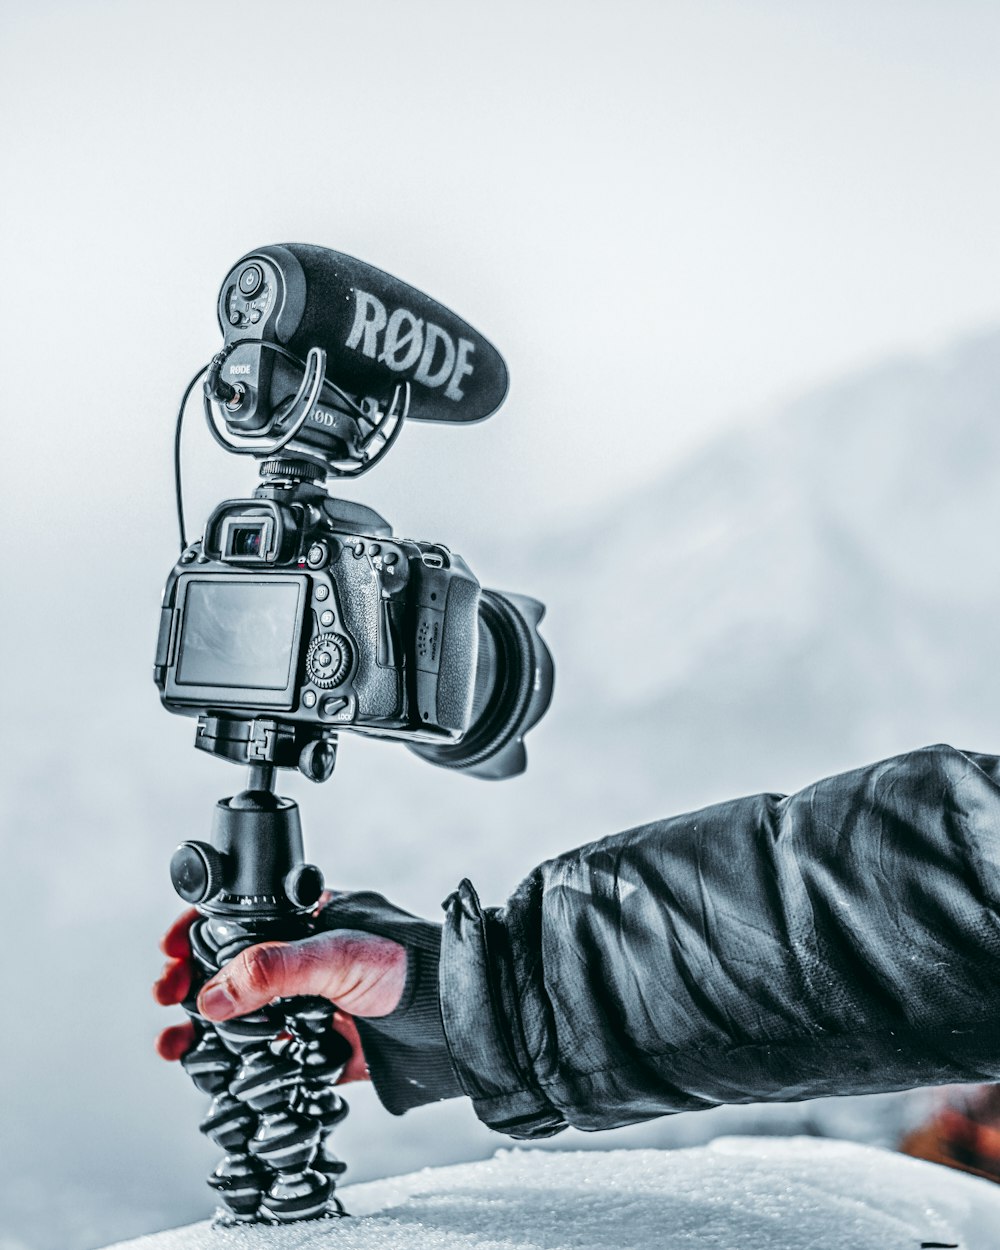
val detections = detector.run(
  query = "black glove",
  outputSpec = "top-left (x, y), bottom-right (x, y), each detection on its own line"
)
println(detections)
top-left (315, 890), bottom-right (463, 1115)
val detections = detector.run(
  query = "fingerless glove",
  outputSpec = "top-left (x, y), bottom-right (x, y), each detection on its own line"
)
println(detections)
top-left (315, 890), bottom-right (463, 1114)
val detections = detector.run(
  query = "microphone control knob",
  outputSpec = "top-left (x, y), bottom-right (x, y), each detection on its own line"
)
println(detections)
top-left (284, 863), bottom-right (325, 909)
top-left (171, 841), bottom-right (226, 904)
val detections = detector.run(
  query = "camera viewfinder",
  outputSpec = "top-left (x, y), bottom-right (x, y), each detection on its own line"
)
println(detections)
top-left (222, 517), bottom-right (273, 563)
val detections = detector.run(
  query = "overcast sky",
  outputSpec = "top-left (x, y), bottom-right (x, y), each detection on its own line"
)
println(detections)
top-left (3, 0), bottom-right (999, 543)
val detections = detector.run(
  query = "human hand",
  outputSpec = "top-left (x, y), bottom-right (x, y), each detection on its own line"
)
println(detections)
top-left (156, 890), bottom-right (459, 1114)
top-left (152, 905), bottom-right (406, 1085)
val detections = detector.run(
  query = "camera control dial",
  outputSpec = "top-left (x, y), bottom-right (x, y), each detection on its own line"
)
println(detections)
top-left (306, 633), bottom-right (352, 688)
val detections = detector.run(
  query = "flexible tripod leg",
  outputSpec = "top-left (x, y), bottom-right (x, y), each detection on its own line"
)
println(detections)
top-left (171, 776), bottom-right (350, 1223)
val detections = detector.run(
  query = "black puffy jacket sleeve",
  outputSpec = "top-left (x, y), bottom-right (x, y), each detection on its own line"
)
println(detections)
top-left (438, 745), bottom-right (1000, 1140)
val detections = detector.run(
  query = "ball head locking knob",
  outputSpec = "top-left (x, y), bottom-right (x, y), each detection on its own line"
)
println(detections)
top-left (284, 863), bottom-right (325, 909)
top-left (171, 841), bottom-right (226, 904)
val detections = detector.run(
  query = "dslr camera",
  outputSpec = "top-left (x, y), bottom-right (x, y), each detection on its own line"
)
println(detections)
top-left (154, 243), bottom-right (553, 782)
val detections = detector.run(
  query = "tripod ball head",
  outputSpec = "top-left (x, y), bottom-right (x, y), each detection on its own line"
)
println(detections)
top-left (170, 790), bottom-right (324, 915)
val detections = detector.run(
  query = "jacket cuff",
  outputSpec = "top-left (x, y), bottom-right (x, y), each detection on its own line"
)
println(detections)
top-left (440, 879), bottom-right (565, 1139)
top-left (353, 930), bottom-right (463, 1116)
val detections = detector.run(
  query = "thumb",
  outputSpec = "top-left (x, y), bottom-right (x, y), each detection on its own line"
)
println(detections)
top-left (197, 930), bottom-right (406, 1021)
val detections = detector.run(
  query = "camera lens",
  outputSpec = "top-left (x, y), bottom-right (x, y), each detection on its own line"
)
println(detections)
top-left (409, 590), bottom-right (553, 780)
top-left (233, 526), bottom-right (262, 557)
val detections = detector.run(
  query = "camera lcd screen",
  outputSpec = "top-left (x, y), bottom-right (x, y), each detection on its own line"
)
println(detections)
top-left (175, 580), bottom-right (301, 690)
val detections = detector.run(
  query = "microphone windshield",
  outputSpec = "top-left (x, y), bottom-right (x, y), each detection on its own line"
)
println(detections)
top-left (219, 243), bottom-right (509, 425)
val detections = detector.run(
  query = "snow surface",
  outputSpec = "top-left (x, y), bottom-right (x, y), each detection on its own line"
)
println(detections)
top-left (103, 1138), bottom-right (1000, 1250)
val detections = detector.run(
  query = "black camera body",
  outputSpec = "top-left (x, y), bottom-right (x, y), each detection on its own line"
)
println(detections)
top-left (155, 484), bottom-right (547, 778)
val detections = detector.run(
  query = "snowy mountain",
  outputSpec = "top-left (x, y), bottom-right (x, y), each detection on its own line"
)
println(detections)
top-left (4, 328), bottom-right (1000, 1250)
top-left (537, 327), bottom-right (1000, 811)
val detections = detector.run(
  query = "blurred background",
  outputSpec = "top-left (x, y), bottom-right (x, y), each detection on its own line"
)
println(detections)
top-left (3, 1), bottom-right (1000, 1246)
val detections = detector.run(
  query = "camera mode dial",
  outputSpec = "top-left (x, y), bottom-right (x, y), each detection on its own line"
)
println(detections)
top-left (306, 633), bottom-right (352, 688)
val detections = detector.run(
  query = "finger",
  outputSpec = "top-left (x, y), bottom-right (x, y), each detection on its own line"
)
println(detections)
top-left (152, 957), bottom-right (192, 1006)
top-left (197, 939), bottom-right (327, 1020)
top-left (160, 908), bottom-right (199, 960)
top-left (332, 1012), bottom-right (371, 1085)
top-left (196, 931), bottom-right (405, 1021)
top-left (156, 1021), bottom-right (195, 1061)
top-left (314, 889), bottom-right (334, 914)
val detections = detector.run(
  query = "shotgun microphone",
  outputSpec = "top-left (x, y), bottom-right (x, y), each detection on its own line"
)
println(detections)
top-left (211, 244), bottom-right (508, 461)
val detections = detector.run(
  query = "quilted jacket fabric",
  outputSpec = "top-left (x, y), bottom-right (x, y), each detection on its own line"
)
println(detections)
top-left (439, 745), bottom-right (1000, 1139)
